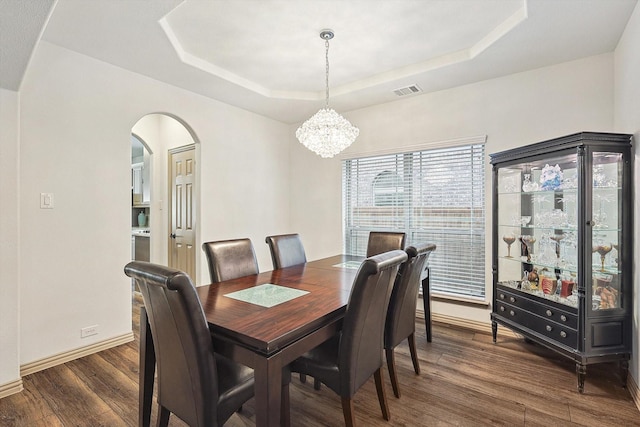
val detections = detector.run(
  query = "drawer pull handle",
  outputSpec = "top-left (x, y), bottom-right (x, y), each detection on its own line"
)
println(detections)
top-left (500, 306), bottom-right (505, 312)
top-left (560, 331), bottom-right (567, 338)
top-left (509, 310), bottom-right (515, 316)
top-left (546, 310), bottom-right (552, 316)
top-left (499, 293), bottom-right (505, 299)
top-left (560, 315), bottom-right (567, 322)
top-left (509, 297), bottom-right (516, 303)
top-left (546, 325), bottom-right (553, 332)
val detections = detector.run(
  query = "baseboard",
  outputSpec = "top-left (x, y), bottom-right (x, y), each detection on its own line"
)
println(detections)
top-left (417, 309), bottom-right (520, 338)
top-left (20, 332), bottom-right (134, 377)
top-left (0, 378), bottom-right (24, 399)
top-left (431, 312), bottom-right (494, 334)
top-left (629, 372), bottom-right (640, 413)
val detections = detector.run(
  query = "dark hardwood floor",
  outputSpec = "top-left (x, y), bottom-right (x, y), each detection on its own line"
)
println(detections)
top-left (1, 294), bottom-right (638, 426)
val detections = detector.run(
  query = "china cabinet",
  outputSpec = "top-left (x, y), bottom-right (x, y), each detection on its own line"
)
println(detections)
top-left (490, 132), bottom-right (633, 393)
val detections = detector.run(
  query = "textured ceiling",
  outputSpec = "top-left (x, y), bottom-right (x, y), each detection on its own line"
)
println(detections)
top-left (2, 0), bottom-right (637, 124)
top-left (0, 0), bottom-right (56, 90)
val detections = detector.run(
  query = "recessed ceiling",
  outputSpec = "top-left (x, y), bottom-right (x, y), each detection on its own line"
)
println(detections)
top-left (3, 0), bottom-right (637, 124)
top-left (159, 0), bottom-right (524, 97)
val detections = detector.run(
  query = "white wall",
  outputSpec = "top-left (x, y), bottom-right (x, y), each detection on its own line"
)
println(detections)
top-left (290, 53), bottom-right (615, 324)
top-left (0, 88), bottom-right (21, 388)
top-left (16, 41), bottom-right (290, 367)
top-left (614, 0), bottom-right (640, 396)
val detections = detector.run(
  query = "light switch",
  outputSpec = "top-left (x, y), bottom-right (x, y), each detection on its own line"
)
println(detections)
top-left (40, 193), bottom-right (54, 209)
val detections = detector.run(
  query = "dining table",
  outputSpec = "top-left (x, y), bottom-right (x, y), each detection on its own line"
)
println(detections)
top-left (138, 254), bottom-right (432, 427)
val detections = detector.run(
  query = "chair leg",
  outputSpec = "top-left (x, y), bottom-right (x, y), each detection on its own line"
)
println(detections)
top-left (313, 377), bottom-right (321, 390)
top-left (385, 348), bottom-right (401, 398)
top-left (408, 332), bottom-right (421, 375)
top-left (374, 368), bottom-right (390, 421)
top-left (300, 373), bottom-right (307, 383)
top-left (341, 396), bottom-right (356, 427)
top-left (156, 405), bottom-right (170, 427)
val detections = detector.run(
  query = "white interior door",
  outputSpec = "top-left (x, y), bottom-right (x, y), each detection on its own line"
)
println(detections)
top-left (168, 145), bottom-right (196, 279)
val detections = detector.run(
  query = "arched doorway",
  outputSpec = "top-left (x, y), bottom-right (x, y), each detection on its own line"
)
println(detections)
top-left (130, 113), bottom-right (199, 281)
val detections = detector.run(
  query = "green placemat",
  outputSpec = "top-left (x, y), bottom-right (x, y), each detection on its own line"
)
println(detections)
top-left (224, 283), bottom-right (309, 308)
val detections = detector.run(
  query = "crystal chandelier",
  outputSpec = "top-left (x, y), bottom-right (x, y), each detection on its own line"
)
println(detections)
top-left (296, 30), bottom-right (359, 158)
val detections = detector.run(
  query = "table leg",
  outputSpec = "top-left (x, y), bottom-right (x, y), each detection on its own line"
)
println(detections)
top-left (421, 269), bottom-right (432, 342)
top-left (139, 307), bottom-right (155, 427)
top-left (254, 356), bottom-right (283, 427)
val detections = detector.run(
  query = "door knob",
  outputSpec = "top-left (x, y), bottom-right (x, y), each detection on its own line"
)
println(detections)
top-left (170, 233), bottom-right (176, 239)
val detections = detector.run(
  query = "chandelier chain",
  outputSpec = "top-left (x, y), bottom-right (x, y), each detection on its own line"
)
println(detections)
top-left (325, 38), bottom-right (330, 108)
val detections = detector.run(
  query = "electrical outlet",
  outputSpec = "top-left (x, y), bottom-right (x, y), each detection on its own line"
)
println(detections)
top-left (81, 325), bottom-right (99, 338)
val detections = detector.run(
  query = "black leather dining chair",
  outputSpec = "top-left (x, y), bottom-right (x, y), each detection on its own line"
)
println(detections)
top-left (265, 233), bottom-right (307, 269)
top-left (384, 242), bottom-right (436, 398)
top-left (289, 250), bottom-right (408, 427)
top-left (202, 238), bottom-right (259, 283)
top-left (124, 261), bottom-right (256, 427)
top-left (366, 231), bottom-right (406, 257)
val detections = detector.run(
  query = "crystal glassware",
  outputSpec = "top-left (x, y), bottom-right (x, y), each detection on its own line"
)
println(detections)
top-left (550, 233), bottom-right (565, 258)
top-left (596, 244), bottom-right (612, 272)
top-left (522, 174), bottom-right (536, 192)
top-left (503, 233), bottom-right (516, 258)
top-left (519, 235), bottom-right (536, 262)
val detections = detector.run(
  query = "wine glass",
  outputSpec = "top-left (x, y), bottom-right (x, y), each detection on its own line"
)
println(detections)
top-left (519, 235), bottom-right (536, 262)
top-left (503, 234), bottom-right (516, 258)
top-left (596, 244), bottom-right (612, 272)
top-left (550, 233), bottom-right (565, 258)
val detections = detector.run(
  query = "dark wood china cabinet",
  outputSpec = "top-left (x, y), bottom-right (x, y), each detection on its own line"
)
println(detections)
top-left (490, 132), bottom-right (633, 393)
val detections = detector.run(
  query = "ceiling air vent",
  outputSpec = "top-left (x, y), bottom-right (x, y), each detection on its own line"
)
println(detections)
top-left (393, 84), bottom-right (422, 97)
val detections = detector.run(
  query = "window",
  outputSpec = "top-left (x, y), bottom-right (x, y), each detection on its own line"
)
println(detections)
top-left (342, 140), bottom-right (486, 299)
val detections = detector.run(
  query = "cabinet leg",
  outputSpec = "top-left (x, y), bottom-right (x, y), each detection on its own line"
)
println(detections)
top-left (576, 363), bottom-right (586, 394)
top-left (620, 360), bottom-right (629, 389)
top-left (491, 320), bottom-right (497, 343)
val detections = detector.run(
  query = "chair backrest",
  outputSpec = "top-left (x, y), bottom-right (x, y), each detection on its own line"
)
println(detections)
top-left (202, 238), bottom-right (259, 283)
top-left (265, 233), bottom-right (307, 269)
top-left (366, 231), bottom-right (406, 257)
top-left (338, 249), bottom-right (408, 396)
top-left (385, 243), bottom-right (437, 349)
top-left (124, 261), bottom-right (217, 427)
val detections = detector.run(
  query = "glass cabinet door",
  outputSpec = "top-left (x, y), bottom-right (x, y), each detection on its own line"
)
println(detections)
top-left (496, 152), bottom-right (579, 309)
top-left (590, 152), bottom-right (623, 312)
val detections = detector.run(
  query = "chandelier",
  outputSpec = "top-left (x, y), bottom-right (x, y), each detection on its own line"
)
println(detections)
top-left (296, 30), bottom-right (359, 158)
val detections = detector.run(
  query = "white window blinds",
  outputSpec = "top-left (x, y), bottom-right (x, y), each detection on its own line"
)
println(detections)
top-left (342, 142), bottom-right (486, 299)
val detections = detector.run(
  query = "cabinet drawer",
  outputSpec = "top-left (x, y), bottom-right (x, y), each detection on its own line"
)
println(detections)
top-left (496, 288), bottom-right (577, 329)
top-left (495, 302), bottom-right (577, 349)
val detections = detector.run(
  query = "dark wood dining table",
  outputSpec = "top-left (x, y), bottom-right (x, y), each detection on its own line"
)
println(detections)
top-left (139, 254), bottom-right (432, 427)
